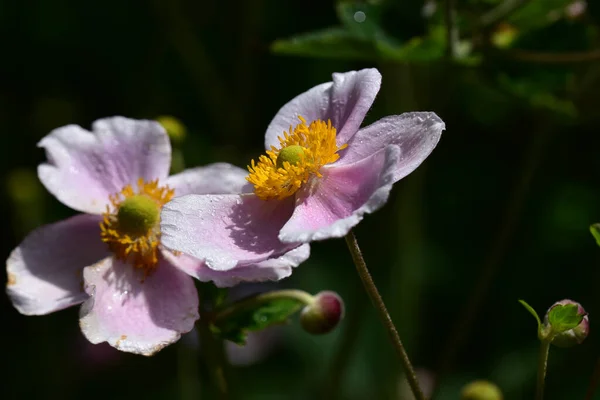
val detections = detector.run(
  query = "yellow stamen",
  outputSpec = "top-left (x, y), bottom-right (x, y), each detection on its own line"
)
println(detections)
top-left (247, 116), bottom-right (347, 200)
top-left (100, 179), bottom-right (175, 272)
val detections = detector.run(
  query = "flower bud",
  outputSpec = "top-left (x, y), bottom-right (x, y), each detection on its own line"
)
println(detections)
top-left (461, 380), bottom-right (503, 400)
top-left (156, 115), bottom-right (187, 144)
top-left (544, 299), bottom-right (589, 347)
top-left (300, 291), bottom-right (344, 334)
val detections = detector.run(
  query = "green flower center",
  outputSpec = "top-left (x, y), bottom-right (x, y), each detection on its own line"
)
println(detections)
top-left (117, 195), bottom-right (160, 236)
top-left (276, 145), bottom-right (305, 170)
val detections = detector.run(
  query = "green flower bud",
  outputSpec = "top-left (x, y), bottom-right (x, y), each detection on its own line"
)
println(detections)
top-left (544, 299), bottom-right (589, 348)
top-left (461, 380), bottom-right (503, 400)
top-left (300, 291), bottom-right (344, 335)
top-left (156, 115), bottom-right (187, 144)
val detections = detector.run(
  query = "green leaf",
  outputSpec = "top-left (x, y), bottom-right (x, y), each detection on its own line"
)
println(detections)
top-left (271, 27), bottom-right (378, 60)
top-left (518, 299), bottom-right (541, 332)
top-left (590, 223), bottom-right (600, 246)
top-left (548, 303), bottom-right (585, 333)
top-left (211, 298), bottom-right (304, 345)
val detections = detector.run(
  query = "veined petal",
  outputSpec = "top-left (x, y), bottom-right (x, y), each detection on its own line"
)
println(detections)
top-left (166, 162), bottom-right (252, 197)
top-left (337, 113), bottom-right (445, 182)
top-left (163, 244), bottom-right (310, 287)
top-left (265, 69), bottom-right (381, 149)
top-left (160, 194), bottom-right (298, 271)
top-left (79, 257), bottom-right (199, 356)
top-left (279, 145), bottom-right (400, 243)
top-left (6, 214), bottom-right (109, 315)
top-left (38, 116), bottom-right (171, 214)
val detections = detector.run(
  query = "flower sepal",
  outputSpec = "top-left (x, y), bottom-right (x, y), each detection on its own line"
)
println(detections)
top-left (208, 289), bottom-right (344, 345)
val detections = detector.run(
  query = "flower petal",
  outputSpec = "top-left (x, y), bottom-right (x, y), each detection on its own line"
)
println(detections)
top-left (160, 194), bottom-right (299, 271)
top-left (279, 145), bottom-right (400, 243)
top-left (79, 257), bottom-right (199, 356)
top-left (6, 214), bottom-right (109, 315)
top-left (38, 116), bottom-right (171, 214)
top-left (336, 112), bottom-right (445, 182)
top-left (264, 69), bottom-right (381, 149)
top-left (163, 244), bottom-right (310, 287)
top-left (166, 162), bottom-right (252, 197)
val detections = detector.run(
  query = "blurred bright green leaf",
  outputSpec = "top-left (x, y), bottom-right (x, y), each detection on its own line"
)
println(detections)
top-left (518, 299), bottom-right (541, 332)
top-left (589, 223), bottom-right (600, 246)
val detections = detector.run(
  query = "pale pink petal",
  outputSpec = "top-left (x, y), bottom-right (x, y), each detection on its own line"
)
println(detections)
top-left (279, 145), bottom-right (400, 243)
top-left (6, 214), bottom-right (109, 315)
top-left (264, 69), bottom-right (381, 148)
top-left (38, 116), bottom-right (171, 214)
top-left (79, 258), bottom-right (199, 356)
top-left (162, 244), bottom-right (310, 287)
top-left (337, 113), bottom-right (445, 182)
top-left (166, 163), bottom-right (252, 197)
top-left (160, 194), bottom-right (299, 271)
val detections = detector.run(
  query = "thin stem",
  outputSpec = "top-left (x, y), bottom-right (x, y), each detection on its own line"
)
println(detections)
top-left (213, 289), bottom-right (314, 322)
top-left (479, 0), bottom-right (531, 28)
top-left (584, 357), bottom-right (600, 400)
top-left (344, 230), bottom-right (425, 400)
top-left (198, 319), bottom-right (229, 399)
top-left (444, 0), bottom-right (458, 59)
top-left (504, 49), bottom-right (600, 64)
top-left (535, 340), bottom-right (551, 400)
top-left (433, 126), bottom-right (549, 393)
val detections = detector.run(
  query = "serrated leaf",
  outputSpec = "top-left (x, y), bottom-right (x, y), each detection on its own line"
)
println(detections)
top-left (548, 303), bottom-right (584, 333)
top-left (271, 27), bottom-right (378, 60)
top-left (510, 0), bottom-right (574, 31)
top-left (211, 297), bottom-right (304, 345)
top-left (519, 299), bottom-right (541, 331)
top-left (589, 223), bottom-right (600, 246)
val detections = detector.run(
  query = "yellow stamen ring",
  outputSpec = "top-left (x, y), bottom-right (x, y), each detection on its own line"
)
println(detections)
top-left (247, 116), bottom-right (347, 200)
top-left (100, 178), bottom-right (175, 272)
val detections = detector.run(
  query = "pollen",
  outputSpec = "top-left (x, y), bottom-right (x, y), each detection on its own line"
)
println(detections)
top-left (100, 179), bottom-right (175, 272)
top-left (247, 116), bottom-right (347, 200)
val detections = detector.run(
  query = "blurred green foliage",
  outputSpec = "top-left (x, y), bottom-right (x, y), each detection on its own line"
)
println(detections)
top-left (2, 0), bottom-right (600, 399)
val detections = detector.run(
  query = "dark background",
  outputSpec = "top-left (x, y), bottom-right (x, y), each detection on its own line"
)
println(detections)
top-left (2, 0), bottom-right (600, 399)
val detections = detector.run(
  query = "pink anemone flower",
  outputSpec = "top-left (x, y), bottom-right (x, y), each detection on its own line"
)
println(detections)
top-left (6, 117), bottom-right (309, 355)
top-left (160, 69), bottom-right (445, 272)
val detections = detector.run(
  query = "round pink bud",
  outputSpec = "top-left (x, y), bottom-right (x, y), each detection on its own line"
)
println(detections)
top-left (544, 299), bottom-right (589, 347)
top-left (300, 291), bottom-right (345, 335)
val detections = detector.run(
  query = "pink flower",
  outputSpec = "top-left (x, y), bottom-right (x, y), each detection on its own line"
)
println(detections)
top-left (160, 69), bottom-right (445, 272)
top-left (6, 117), bottom-right (309, 355)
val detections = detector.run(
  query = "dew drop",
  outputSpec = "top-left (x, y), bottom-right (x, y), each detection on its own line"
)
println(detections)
top-left (353, 11), bottom-right (366, 23)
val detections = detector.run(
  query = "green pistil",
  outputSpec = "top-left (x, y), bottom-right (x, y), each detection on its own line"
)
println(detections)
top-left (117, 195), bottom-right (160, 236)
top-left (276, 145), bottom-right (305, 169)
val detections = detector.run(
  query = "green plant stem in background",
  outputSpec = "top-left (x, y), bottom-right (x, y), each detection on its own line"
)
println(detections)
top-left (584, 357), bottom-right (600, 400)
top-left (535, 339), bottom-right (551, 400)
top-left (434, 126), bottom-right (550, 392)
top-left (444, 0), bottom-right (458, 59)
top-left (198, 319), bottom-right (229, 400)
top-left (344, 230), bottom-right (426, 400)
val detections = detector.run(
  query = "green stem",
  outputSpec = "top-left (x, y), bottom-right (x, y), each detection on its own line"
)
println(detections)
top-left (198, 320), bottom-right (229, 399)
top-left (213, 289), bottom-right (314, 322)
top-left (344, 230), bottom-right (425, 400)
top-left (535, 340), bottom-right (551, 400)
top-left (444, 0), bottom-right (458, 59)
